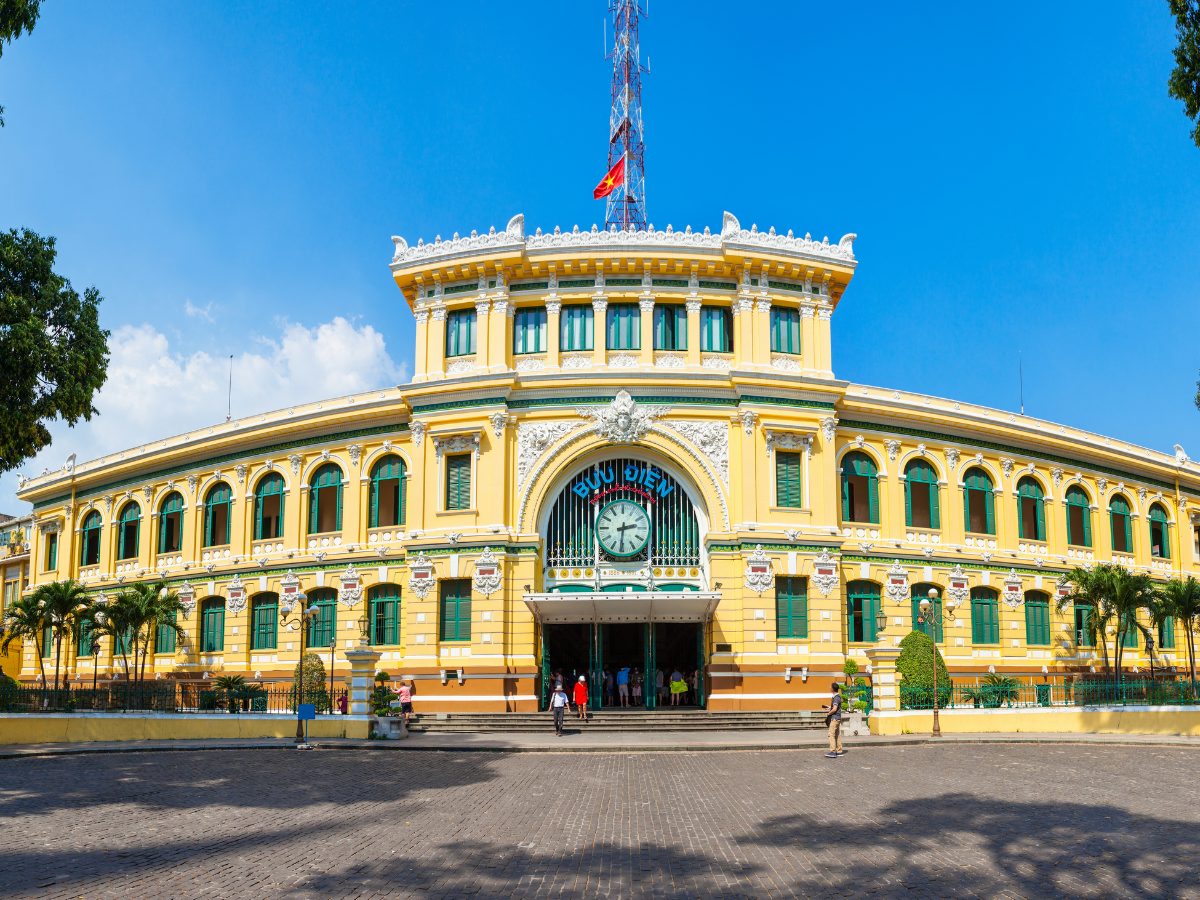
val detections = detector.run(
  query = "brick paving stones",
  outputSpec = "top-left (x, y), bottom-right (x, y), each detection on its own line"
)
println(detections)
top-left (2, 744), bottom-right (1199, 899)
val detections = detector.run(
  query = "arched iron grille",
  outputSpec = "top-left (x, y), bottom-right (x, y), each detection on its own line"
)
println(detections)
top-left (544, 457), bottom-right (701, 569)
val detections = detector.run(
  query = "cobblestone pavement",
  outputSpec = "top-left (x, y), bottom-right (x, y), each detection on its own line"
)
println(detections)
top-left (3, 744), bottom-right (1199, 899)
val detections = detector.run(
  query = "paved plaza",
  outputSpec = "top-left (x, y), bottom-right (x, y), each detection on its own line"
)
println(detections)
top-left (2, 744), bottom-right (1199, 900)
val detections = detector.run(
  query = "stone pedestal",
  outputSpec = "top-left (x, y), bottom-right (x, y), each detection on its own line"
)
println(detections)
top-left (865, 646), bottom-right (902, 713)
top-left (344, 644), bottom-right (382, 717)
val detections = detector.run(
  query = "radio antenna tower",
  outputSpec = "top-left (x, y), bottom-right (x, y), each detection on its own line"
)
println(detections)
top-left (605, 0), bottom-right (648, 231)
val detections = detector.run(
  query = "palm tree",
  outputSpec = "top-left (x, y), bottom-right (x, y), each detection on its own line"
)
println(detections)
top-left (30, 579), bottom-right (90, 692)
top-left (144, 582), bottom-right (185, 683)
top-left (1103, 565), bottom-right (1156, 683)
top-left (1, 593), bottom-right (47, 687)
top-left (1056, 566), bottom-right (1118, 673)
top-left (92, 592), bottom-right (139, 680)
top-left (1161, 576), bottom-right (1200, 687)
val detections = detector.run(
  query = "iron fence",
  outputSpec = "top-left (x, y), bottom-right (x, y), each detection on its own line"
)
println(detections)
top-left (0, 682), bottom-right (349, 715)
top-left (898, 679), bottom-right (1200, 710)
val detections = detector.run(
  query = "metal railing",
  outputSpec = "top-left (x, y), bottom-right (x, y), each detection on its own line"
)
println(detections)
top-left (0, 682), bottom-right (349, 714)
top-left (899, 679), bottom-right (1200, 710)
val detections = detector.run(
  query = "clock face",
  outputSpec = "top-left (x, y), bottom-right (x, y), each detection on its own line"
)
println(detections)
top-left (596, 499), bottom-right (651, 557)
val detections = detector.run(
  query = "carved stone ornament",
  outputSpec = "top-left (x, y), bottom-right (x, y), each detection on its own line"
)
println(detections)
top-left (765, 429), bottom-right (812, 463)
top-left (662, 420), bottom-right (729, 485)
top-left (515, 357), bottom-right (545, 373)
top-left (226, 575), bottom-right (247, 615)
top-left (1097, 477), bottom-right (1108, 497)
top-left (561, 354), bottom-right (593, 370)
top-left (489, 411), bottom-right (508, 440)
top-left (409, 421), bottom-right (428, 447)
top-left (945, 565), bottom-right (969, 609)
top-left (338, 564), bottom-right (363, 608)
top-left (447, 358), bottom-right (476, 376)
top-left (1051, 468), bottom-right (1064, 490)
top-left (187, 474), bottom-right (199, 495)
top-left (347, 444), bottom-right (363, 468)
top-left (820, 417), bottom-right (838, 444)
top-left (811, 549), bottom-right (839, 598)
top-left (407, 551), bottom-right (436, 600)
top-left (577, 391), bottom-right (669, 444)
top-left (738, 410), bottom-right (757, 435)
top-left (517, 421), bottom-right (582, 488)
top-left (236, 465), bottom-right (247, 485)
top-left (472, 547), bottom-right (503, 598)
top-left (944, 448), bottom-right (960, 473)
top-left (1000, 458), bottom-right (1013, 480)
top-left (884, 440), bottom-right (901, 463)
top-left (884, 560), bottom-right (909, 603)
top-left (279, 570), bottom-right (302, 614)
top-left (655, 355), bottom-right (686, 369)
top-left (433, 433), bottom-right (480, 461)
top-left (770, 356), bottom-right (800, 372)
top-left (608, 353), bottom-right (639, 368)
top-left (700, 356), bottom-right (732, 370)
top-left (177, 582), bottom-right (196, 618)
top-left (743, 544), bottom-right (775, 595)
top-left (1002, 569), bottom-right (1024, 610)
top-left (1138, 487), bottom-right (1147, 507)
top-left (288, 454), bottom-right (303, 476)
top-left (103, 495), bottom-right (114, 515)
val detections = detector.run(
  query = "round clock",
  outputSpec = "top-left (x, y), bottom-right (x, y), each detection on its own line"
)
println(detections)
top-left (596, 499), bottom-right (651, 557)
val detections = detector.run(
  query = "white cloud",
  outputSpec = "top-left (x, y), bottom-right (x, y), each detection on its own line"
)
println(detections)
top-left (184, 300), bottom-right (214, 322)
top-left (0, 317), bottom-right (409, 512)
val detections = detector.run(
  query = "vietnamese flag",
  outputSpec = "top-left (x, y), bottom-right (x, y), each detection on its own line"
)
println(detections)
top-left (593, 156), bottom-right (625, 199)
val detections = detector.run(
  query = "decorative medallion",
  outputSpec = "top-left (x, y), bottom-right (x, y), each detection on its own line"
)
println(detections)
top-left (1002, 569), bottom-right (1024, 610)
top-left (338, 564), bottom-right (363, 608)
top-left (743, 544), bottom-right (775, 595)
top-left (279, 570), bottom-right (302, 614)
top-left (884, 560), bottom-right (909, 603)
top-left (811, 549), bottom-right (839, 598)
top-left (472, 547), bottom-right (502, 597)
top-left (576, 391), bottom-right (669, 444)
top-left (945, 565), bottom-right (969, 609)
top-left (407, 551), bottom-right (436, 600)
top-left (177, 582), bottom-right (196, 618)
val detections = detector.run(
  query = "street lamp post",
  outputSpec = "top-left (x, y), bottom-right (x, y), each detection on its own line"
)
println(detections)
top-left (1145, 632), bottom-right (1156, 681)
top-left (280, 593), bottom-right (317, 743)
top-left (917, 588), bottom-right (955, 738)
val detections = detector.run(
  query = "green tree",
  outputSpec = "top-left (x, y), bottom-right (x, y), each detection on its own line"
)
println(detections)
top-left (29, 578), bottom-right (88, 692)
top-left (0, 592), bottom-right (46, 685)
top-left (1169, 0), bottom-right (1200, 149)
top-left (0, 0), bottom-right (42, 127)
top-left (896, 628), bottom-right (948, 704)
top-left (1102, 565), bottom-right (1157, 682)
top-left (1056, 565), bottom-right (1119, 674)
top-left (91, 593), bottom-right (138, 680)
top-left (1, 229), bottom-right (111, 475)
top-left (118, 580), bottom-right (185, 682)
top-left (1160, 576), bottom-right (1200, 684)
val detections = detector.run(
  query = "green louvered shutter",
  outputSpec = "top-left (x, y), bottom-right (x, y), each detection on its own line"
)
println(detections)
top-left (904, 480), bottom-right (913, 527)
top-left (205, 500), bottom-right (213, 546)
top-left (1036, 498), bottom-right (1046, 541)
top-left (841, 474), bottom-right (850, 521)
top-left (255, 488), bottom-right (264, 540)
top-left (308, 489), bottom-right (318, 534)
top-left (984, 489), bottom-right (995, 535)
top-left (1082, 505), bottom-right (1092, 547)
top-left (868, 475), bottom-right (879, 524)
top-left (335, 481), bottom-right (343, 531)
top-left (963, 488), bottom-right (970, 533)
top-left (776, 452), bottom-right (801, 508)
top-left (776, 583), bottom-right (790, 638)
top-left (929, 483), bottom-right (940, 529)
top-left (866, 591), bottom-right (879, 642)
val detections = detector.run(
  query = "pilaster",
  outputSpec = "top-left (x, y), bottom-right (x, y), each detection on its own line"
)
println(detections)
top-left (865, 646), bottom-right (901, 713)
top-left (639, 295), bottom-right (655, 367)
top-left (413, 307), bottom-right (429, 383)
top-left (591, 295), bottom-right (608, 367)
top-left (735, 297), bottom-right (754, 369)
top-left (545, 299), bottom-right (562, 369)
top-left (753, 295), bottom-right (771, 370)
top-left (685, 298), bottom-right (701, 368)
top-left (800, 304), bottom-right (816, 376)
top-left (428, 305), bottom-right (447, 379)
top-left (474, 299), bottom-right (491, 371)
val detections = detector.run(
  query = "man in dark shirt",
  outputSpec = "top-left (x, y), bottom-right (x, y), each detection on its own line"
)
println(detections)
top-left (823, 682), bottom-right (844, 758)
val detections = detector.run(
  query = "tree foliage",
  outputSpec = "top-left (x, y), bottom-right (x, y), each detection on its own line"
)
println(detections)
top-left (0, 228), bottom-right (110, 475)
top-left (0, 0), bottom-right (41, 127)
top-left (896, 628), bottom-right (948, 691)
top-left (1170, 0), bottom-right (1200, 148)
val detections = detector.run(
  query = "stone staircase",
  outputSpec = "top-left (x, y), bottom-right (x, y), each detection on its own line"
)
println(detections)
top-left (406, 708), bottom-right (825, 734)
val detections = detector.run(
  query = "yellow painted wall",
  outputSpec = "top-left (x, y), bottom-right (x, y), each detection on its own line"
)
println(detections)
top-left (0, 714), bottom-right (373, 745)
top-left (870, 707), bottom-right (1200, 737)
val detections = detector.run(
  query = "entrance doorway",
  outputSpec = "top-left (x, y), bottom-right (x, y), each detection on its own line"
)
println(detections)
top-left (652, 623), bottom-right (704, 709)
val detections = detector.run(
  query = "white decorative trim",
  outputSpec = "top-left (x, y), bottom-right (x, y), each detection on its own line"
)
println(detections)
top-left (338, 564), bottom-right (363, 608)
top-left (446, 358), bottom-right (477, 376)
top-left (607, 353), bottom-right (639, 368)
top-left (811, 549), bottom-right (839, 598)
top-left (701, 356), bottom-right (732, 370)
top-left (660, 420), bottom-right (729, 486)
top-left (279, 570), bottom-right (302, 614)
top-left (472, 547), bottom-right (502, 598)
top-left (517, 421), bottom-right (583, 490)
top-left (884, 560), bottom-right (909, 603)
top-left (764, 429), bottom-right (811, 461)
top-left (685, 298), bottom-right (702, 314)
top-left (884, 440), bottom-right (901, 463)
top-left (743, 545), bottom-right (775, 595)
top-left (489, 411), bottom-right (508, 440)
top-left (820, 418), bottom-right (838, 445)
top-left (347, 444), bottom-right (363, 469)
top-left (561, 354), bottom-right (593, 369)
top-left (407, 551), bottom-right (436, 600)
top-left (945, 565), bottom-right (969, 609)
top-left (288, 454), bottom-right (303, 477)
top-left (770, 356), bottom-right (800, 372)
top-left (638, 296), bottom-right (655, 312)
top-left (515, 357), bottom-right (546, 372)
top-left (545, 299), bottom-right (562, 315)
top-left (178, 582), bottom-right (196, 618)
top-left (1002, 569), bottom-right (1024, 610)
top-left (390, 216), bottom-right (524, 265)
top-left (226, 575), bottom-right (247, 615)
top-left (410, 421), bottom-right (427, 447)
top-left (655, 355), bottom-right (686, 369)
top-left (737, 410), bottom-right (757, 435)
top-left (576, 391), bottom-right (669, 443)
top-left (944, 448), bottom-right (960, 474)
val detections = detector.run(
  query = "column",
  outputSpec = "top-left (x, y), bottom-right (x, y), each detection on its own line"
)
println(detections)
top-left (685, 298), bottom-right (701, 367)
top-left (428, 305), bottom-right (447, 379)
top-left (474, 299), bottom-right (491, 371)
top-left (413, 308), bottom-right (429, 382)
top-left (545, 299), bottom-right (561, 369)
top-left (735, 297), bottom-right (754, 369)
top-left (489, 298), bottom-right (511, 373)
top-left (591, 296), bottom-right (608, 367)
top-left (816, 306), bottom-right (833, 378)
top-left (285, 456), bottom-right (305, 552)
top-left (139, 489), bottom-right (155, 572)
top-left (639, 295), bottom-right (655, 367)
top-left (754, 298), bottom-right (771, 369)
top-left (865, 646), bottom-right (902, 729)
top-left (345, 643), bottom-right (382, 737)
top-left (800, 304), bottom-right (816, 377)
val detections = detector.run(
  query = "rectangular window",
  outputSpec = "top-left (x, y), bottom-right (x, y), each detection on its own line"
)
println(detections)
top-left (1150, 520), bottom-right (1169, 559)
top-left (1194, 525), bottom-right (1200, 562)
top-left (1025, 598), bottom-right (1050, 646)
top-left (560, 305), bottom-right (594, 351)
top-left (1068, 505), bottom-right (1092, 547)
top-left (200, 603), bottom-right (225, 653)
top-left (155, 612), bottom-right (177, 654)
top-left (775, 577), bottom-right (808, 639)
top-left (118, 518), bottom-right (139, 560)
top-left (513, 307), bottom-right (547, 354)
top-left (1159, 616), bottom-right (1176, 650)
top-left (371, 590), bottom-right (401, 645)
top-left (42, 623), bottom-right (53, 658)
top-left (78, 619), bottom-right (94, 657)
top-left (606, 304), bottom-right (641, 350)
top-left (445, 454), bottom-right (472, 511)
top-left (257, 493), bottom-right (283, 540)
top-left (160, 510), bottom-right (182, 553)
top-left (307, 599), bottom-right (336, 648)
top-left (44, 532), bottom-right (57, 570)
top-left (1074, 604), bottom-right (1094, 647)
top-left (775, 451), bottom-right (802, 508)
top-left (847, 592), bottom-right (879, 642)
top-left (965, 488), bottom-right (995, 535)
top-left (252, 598), bottom-right (278, 650)
top-left (971, 595), bottom-right (1000, 644)
top-left (1111, 511), bottom-right (1130, 553)
top-left (652, 304), bottom-right (686, 351)
top-left (769, 306), bottom-right (800, 354)
top-left (439, 578), bottom-right (472, 642)
top-left (1020, 497), bottom-right (1044, 542)
top-left (445, 309), bottom-right (476, 357)
top-left (700, 306), bottom-right (733, 353)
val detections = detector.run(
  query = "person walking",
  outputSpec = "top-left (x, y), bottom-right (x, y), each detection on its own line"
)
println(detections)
top-left (550, 682), bottom-right (569, 736)
top-left (823, 682), bottom-right (844, 758)
top-left (617, 666), bottom-right (630, 707)
top-left (573, 675), bottom-right (589, 721)
top-left (393, 680), bottom-right (414, 724)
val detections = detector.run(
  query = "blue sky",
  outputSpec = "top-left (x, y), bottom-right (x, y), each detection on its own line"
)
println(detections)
top-left (1, 1), bottom-right (1198, 512)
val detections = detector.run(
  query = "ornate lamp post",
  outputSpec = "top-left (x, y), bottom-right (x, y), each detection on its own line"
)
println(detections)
top-left (280, 593), bottom-right (318, 743)
top-left (917, 587), bottom-right (955, 737)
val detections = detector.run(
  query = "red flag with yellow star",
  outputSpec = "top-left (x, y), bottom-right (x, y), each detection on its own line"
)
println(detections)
top-left (593, 156), bottom-right (625, 199)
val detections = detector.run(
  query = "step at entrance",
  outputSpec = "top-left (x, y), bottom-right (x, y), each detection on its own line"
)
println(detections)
top-left (405, 709), bottom-right (826, 734)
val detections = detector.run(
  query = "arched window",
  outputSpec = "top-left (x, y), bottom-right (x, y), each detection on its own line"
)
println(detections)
top-left (1065, 486), bottom-right (1092, 547)
top-left (846, 580), bottom-right (880, 643)
top-left (970, 587), bottom-right (999, 644)
top-left (1109, 495), bottom-right (1133, 553)
top-left (309, 465), bottom-right (343, 534)
top-left (306, 587), bottom-right (337, 647)
top-left (369, 584), bottom-right (401, 645)
top-left (840, 451), bottom-right (879, 524)
top-left (910, 582), bottom-right (943, 642)
top-left (1016, 477), bottom-right (1046, 542)
top-left (251, 593), bottom-right (278, 650)
top-left (199, 598), bottom-right (225, 652)
top-left (1025, 590), bottom-right (1050, 646)
top-left (369, 456), bottom-right (407, 528)
top-left (203, 483), bottom-right (231, 547)
top-left (963, 468), bottom-right (995, 535)
top-left (79, 511), bottom-right (102, 566)
top-left (158, 492), bottom-right (184, 554)
top-left (117, 502), bottom-right (141, 560)
top-left (254, 474), bottom-right (286, 541)
top-left (1149, 504), bottom-right (1171, 559)
top-left (904, 460), bottom-right (940, 529)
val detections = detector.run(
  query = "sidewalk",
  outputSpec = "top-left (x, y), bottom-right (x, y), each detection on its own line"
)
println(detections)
top-left (6, 729), bottom-right (1200, 759)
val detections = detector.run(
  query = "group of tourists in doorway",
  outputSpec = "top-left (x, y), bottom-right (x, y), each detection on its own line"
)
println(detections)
top-left (546, 666), bottom-right (699, 735)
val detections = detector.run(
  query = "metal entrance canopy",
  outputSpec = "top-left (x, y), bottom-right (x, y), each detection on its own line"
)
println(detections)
top-left (522, 591), bottom-right (721, 624)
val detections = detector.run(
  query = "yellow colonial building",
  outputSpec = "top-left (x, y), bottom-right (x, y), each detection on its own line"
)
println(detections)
top-left (12, 211), bottom-right (1200, 712)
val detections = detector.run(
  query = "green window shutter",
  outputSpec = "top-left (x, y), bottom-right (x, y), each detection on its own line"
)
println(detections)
top-left (929, 483), bottom-right (941, 529)
top-left (1161, 617), bottom-right (1176, 650)
top-left (204, 502), bottom-right (213, 547)
top-left (309, 489), bottom-right (318, 534)
top-left (158, 516), bottom-right (166, 554)
top-left (794, 581), bottom-right (808, 638)
top-left (1109, 509), bottom-right (1116, 549)
top-left (904, 480), bottom-right (912, 527)
top-left (866, 591), bottom-right (879, 642)
top-left (868, 475), bottom-right (879, 524)
top-left (963, 488), bottom-right (970, 533)
top-left (776, 452), bottom-right (801, 508)
top-left (255, 490), bottom-right (264, 540)
top-left (398, 472), bottom-right (407, 525)
top-left (335, 482), bottom-right (343, 532)
top-left (440, 582), bottom-right (454, 641)
top-left (984, 489), bottom-right (995, 534)
top-left (972, 599), bottom-right (982, 644)
top-left (1082, 505), bottom-right (1092, 547)
top-left (1036, 499), bottom-right (1046, 541)
top-left (369, 479), bottom-right (378, 529)
top-left (841, 474), bottom-right (850, 521)
top-left (776, 582), bottom-right (791, 638)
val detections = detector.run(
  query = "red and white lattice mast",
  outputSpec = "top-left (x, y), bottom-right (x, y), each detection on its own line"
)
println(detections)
top-left (605, 0), bottom-right (648, 231)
